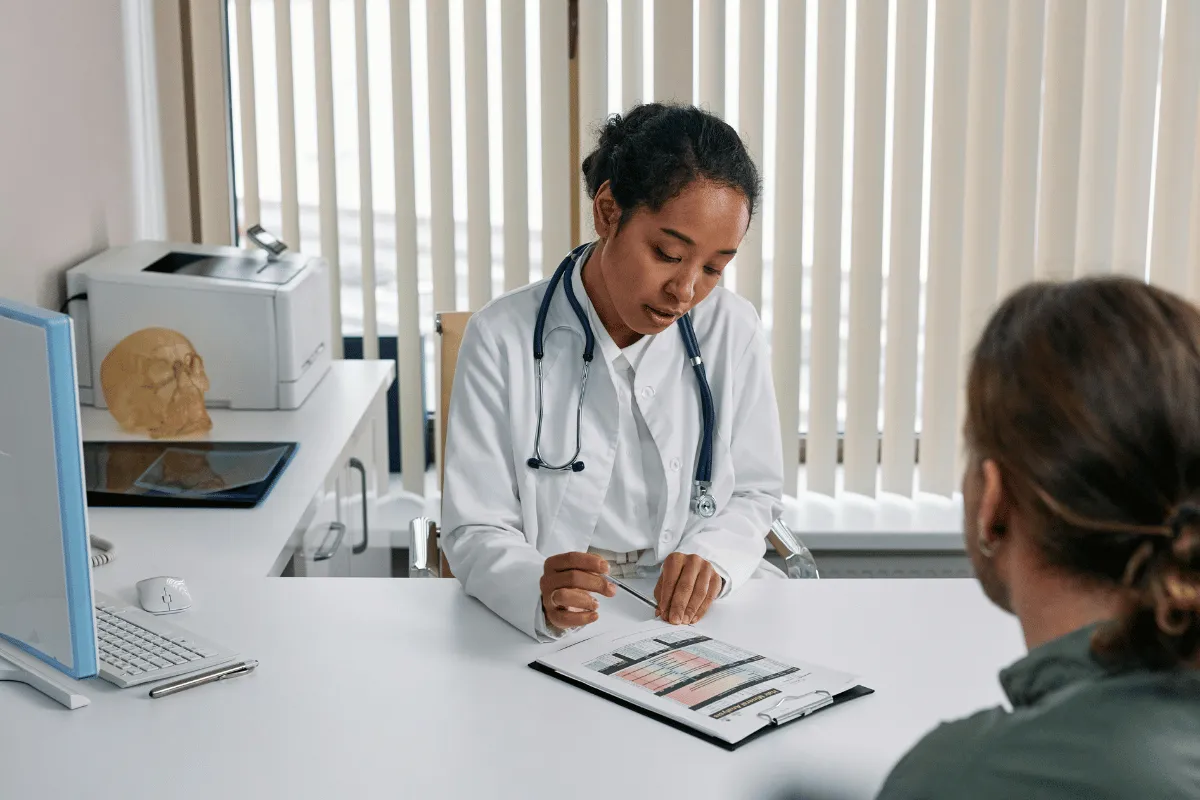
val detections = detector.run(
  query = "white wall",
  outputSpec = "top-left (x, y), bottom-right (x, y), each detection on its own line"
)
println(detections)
top-left (0, 0), bottom-right (134, 310)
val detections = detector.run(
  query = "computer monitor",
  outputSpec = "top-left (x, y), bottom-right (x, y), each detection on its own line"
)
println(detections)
top-left (0, 298), bottom-right (97, 709)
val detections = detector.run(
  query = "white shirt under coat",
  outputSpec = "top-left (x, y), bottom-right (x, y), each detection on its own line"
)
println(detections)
top-left (585, 274), bottom-right (664, 557)
top-left (441, 246), bottom-right (785, 641)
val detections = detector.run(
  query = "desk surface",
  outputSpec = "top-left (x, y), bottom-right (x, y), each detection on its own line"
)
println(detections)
top-left (0, 579), bottom-right (1024, 800)
top-left (81, 361), bottom-right (394, 586)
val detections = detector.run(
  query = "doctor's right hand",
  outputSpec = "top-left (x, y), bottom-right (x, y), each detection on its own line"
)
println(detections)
top-left (540, 552), bottom-right (617, 630)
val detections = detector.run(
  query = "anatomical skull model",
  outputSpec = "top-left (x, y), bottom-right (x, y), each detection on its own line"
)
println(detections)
top-left (100, 328), bottom-right (213, 439)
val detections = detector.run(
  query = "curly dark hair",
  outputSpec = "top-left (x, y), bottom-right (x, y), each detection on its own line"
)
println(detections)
top-left (581, 103), bottom-right (761, 228)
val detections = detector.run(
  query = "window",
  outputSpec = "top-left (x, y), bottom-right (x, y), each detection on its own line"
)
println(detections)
top-left (214, 0), bottom-right (1186, 500)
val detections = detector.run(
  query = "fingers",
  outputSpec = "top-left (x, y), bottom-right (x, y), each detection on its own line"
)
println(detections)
top-left (546, 606), bottom-right (599, 629)
top-left (540, 552), bottom-right (617, 632)
top-left (655, 554), bottom-right (720, 625)
top-left (689, 572), bottom-right (722, 624)
top-left (682, 568), bottom-right (713, 623)
top-left (655, 553), bottom-right (685, 619)
top-left (546, 551), bottom-right (610, 575)
top-left (668, 557), bottom-right (705, 625)
top-left (541, 585), bottom-right (602, 631)
top-left (547, 587), bottom-right (599, 612)
top-left (543, 569), bottom-right (615, 597)
top-left (541, 552), bottom-right (616, 598)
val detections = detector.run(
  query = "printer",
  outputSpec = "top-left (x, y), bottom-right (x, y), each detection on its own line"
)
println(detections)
top-left (66, 239), bottom-right (333, 410)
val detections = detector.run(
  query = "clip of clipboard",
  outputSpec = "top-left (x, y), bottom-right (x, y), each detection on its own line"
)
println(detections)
top-left (756, 689), bottom-right (835, 725)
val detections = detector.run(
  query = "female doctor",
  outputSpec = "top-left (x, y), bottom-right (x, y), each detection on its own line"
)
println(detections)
top-left (441, 103), bottom-right (784, 641)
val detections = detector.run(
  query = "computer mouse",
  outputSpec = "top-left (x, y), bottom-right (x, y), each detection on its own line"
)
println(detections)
top-left (135, 576), bottom-right (193, 615)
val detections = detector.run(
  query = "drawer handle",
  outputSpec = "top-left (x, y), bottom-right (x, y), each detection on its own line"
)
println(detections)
top-left (313, 522), bottom-right (346, 562)
top-left (348, 458), bottom-right (369, 555)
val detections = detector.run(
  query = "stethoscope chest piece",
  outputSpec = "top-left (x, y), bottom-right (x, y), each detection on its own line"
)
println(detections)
top-left (692, 482), bottom-right (717, 518)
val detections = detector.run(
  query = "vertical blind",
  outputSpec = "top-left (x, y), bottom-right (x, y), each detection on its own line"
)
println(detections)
top-left (225, 0), bottom-right (1200, 501)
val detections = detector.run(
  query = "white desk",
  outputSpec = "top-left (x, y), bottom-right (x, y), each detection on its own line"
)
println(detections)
top-left (0, 358), bottom-right (1023, 798)
top-left (0, 579), bottom-right (1023, 799)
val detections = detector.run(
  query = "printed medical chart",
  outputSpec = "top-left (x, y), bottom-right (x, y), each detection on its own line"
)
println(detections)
top-left (535, 620), bottom-right (858, 744)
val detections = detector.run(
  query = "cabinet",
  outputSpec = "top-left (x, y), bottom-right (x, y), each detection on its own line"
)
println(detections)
top-left (289, 380), bottom-right (391, 577)
top-left (81, 361), bottom-right (397, 588)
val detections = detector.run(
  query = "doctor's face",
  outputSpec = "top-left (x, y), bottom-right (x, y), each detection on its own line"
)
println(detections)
top-left (590, 179), bottom-right (750, 339)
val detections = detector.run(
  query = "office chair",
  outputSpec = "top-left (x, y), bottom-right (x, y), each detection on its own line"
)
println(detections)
top-left (409, 311), bottom-right (819, 580)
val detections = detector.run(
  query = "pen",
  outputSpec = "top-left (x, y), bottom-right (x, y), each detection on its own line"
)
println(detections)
top-left (148, 659), bottom-right (259, 698)
top-left (604, 574), bottom-right (658, 611)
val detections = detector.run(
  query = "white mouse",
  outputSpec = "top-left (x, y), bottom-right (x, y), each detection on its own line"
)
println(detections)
top-left (135, 576), bottom-right (193, 615)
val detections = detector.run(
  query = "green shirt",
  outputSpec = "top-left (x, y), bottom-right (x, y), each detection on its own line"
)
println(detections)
top-left (876, 624), bottom-right (1200, 800)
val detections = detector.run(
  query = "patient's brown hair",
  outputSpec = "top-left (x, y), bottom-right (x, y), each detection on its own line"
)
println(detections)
top-left (966, 277), bottom-right (1200, 668)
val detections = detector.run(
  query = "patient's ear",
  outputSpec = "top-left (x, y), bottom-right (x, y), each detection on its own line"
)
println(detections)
top-left (977, 459), bottom-right (1012, 545)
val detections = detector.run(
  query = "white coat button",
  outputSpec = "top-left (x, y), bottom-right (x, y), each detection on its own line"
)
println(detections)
top-left (661, 529), bottom-right (672, 542)
top-left (640, 386), bottom-right (655, 399)
top-left (669, 458), bottom-right (682, 471)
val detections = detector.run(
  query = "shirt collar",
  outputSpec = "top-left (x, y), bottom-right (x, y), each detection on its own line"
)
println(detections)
top-left (998, 623), bottom-right (1128, 707)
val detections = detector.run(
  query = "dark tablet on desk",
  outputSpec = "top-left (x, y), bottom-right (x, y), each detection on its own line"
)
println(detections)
top-left (82, 441), bottom-right (297, 509)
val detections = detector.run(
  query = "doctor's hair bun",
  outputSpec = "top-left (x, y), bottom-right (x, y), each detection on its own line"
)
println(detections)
top-left (582, 103), bottom-right (761, 225)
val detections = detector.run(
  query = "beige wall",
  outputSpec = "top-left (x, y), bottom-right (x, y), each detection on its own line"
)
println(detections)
top-left (0, 0), bottom-right (134, 310)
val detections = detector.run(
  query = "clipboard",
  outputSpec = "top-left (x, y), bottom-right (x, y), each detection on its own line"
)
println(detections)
top-left (530, 661), bottom-right (874, 751)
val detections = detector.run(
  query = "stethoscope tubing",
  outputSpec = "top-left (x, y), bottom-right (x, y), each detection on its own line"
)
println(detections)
top-left (529, 242), bottom-right (717, 516)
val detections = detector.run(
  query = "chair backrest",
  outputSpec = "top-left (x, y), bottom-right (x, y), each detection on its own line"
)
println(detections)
top-left (432, 311), bottom-right (473, 578)
top-left (435, 311), bottom-right (473, 491)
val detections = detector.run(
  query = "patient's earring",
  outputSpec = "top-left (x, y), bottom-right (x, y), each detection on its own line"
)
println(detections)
top-left (977, 520), bottom-right (1006, 558)
top-left (977, 533), bottom-right (998, 558)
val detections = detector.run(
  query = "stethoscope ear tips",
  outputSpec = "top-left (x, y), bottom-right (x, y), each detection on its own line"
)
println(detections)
top-left (571, 461), bottom-right (586, 472)
top-left (526, 458), bottom-right (542, 469)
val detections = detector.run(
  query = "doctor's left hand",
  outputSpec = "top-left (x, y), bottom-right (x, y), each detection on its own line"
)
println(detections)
top-left (654, 553), bottom-right (723, 626)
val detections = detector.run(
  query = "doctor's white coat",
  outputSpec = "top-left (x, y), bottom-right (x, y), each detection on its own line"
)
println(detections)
top-left (441, 262), bottom-right (785, 640)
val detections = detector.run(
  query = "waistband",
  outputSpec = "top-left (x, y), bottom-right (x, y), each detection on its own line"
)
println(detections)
top-left (587, 546), bottom-right (650, 579)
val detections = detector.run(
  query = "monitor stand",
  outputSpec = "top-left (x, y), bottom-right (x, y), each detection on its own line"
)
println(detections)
top-left (0, 640), bottom-right (90, 709)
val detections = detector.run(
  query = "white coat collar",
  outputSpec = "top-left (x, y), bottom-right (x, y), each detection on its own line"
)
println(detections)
top-left (540, 242), bottom-right (594, 340)
top-left (534, 243), bottom-right (693, 554)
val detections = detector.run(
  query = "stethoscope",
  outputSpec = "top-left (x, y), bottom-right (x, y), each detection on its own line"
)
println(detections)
top-left (526, 242), bottom-right (718, 519)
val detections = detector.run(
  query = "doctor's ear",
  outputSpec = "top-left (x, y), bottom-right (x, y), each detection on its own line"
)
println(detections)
top-left (592, 182), bottom-right (623, 239)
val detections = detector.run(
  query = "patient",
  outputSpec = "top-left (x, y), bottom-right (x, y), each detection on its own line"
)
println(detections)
top-left (876, 278), bottom-right (1200, 799)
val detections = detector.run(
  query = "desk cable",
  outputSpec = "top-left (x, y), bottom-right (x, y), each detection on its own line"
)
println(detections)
top-left (89, 535), bottom-right (115, 568)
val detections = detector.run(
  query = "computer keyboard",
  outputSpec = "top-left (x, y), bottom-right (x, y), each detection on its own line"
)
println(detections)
top-left (93, 592), bottom-right (236, 689)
